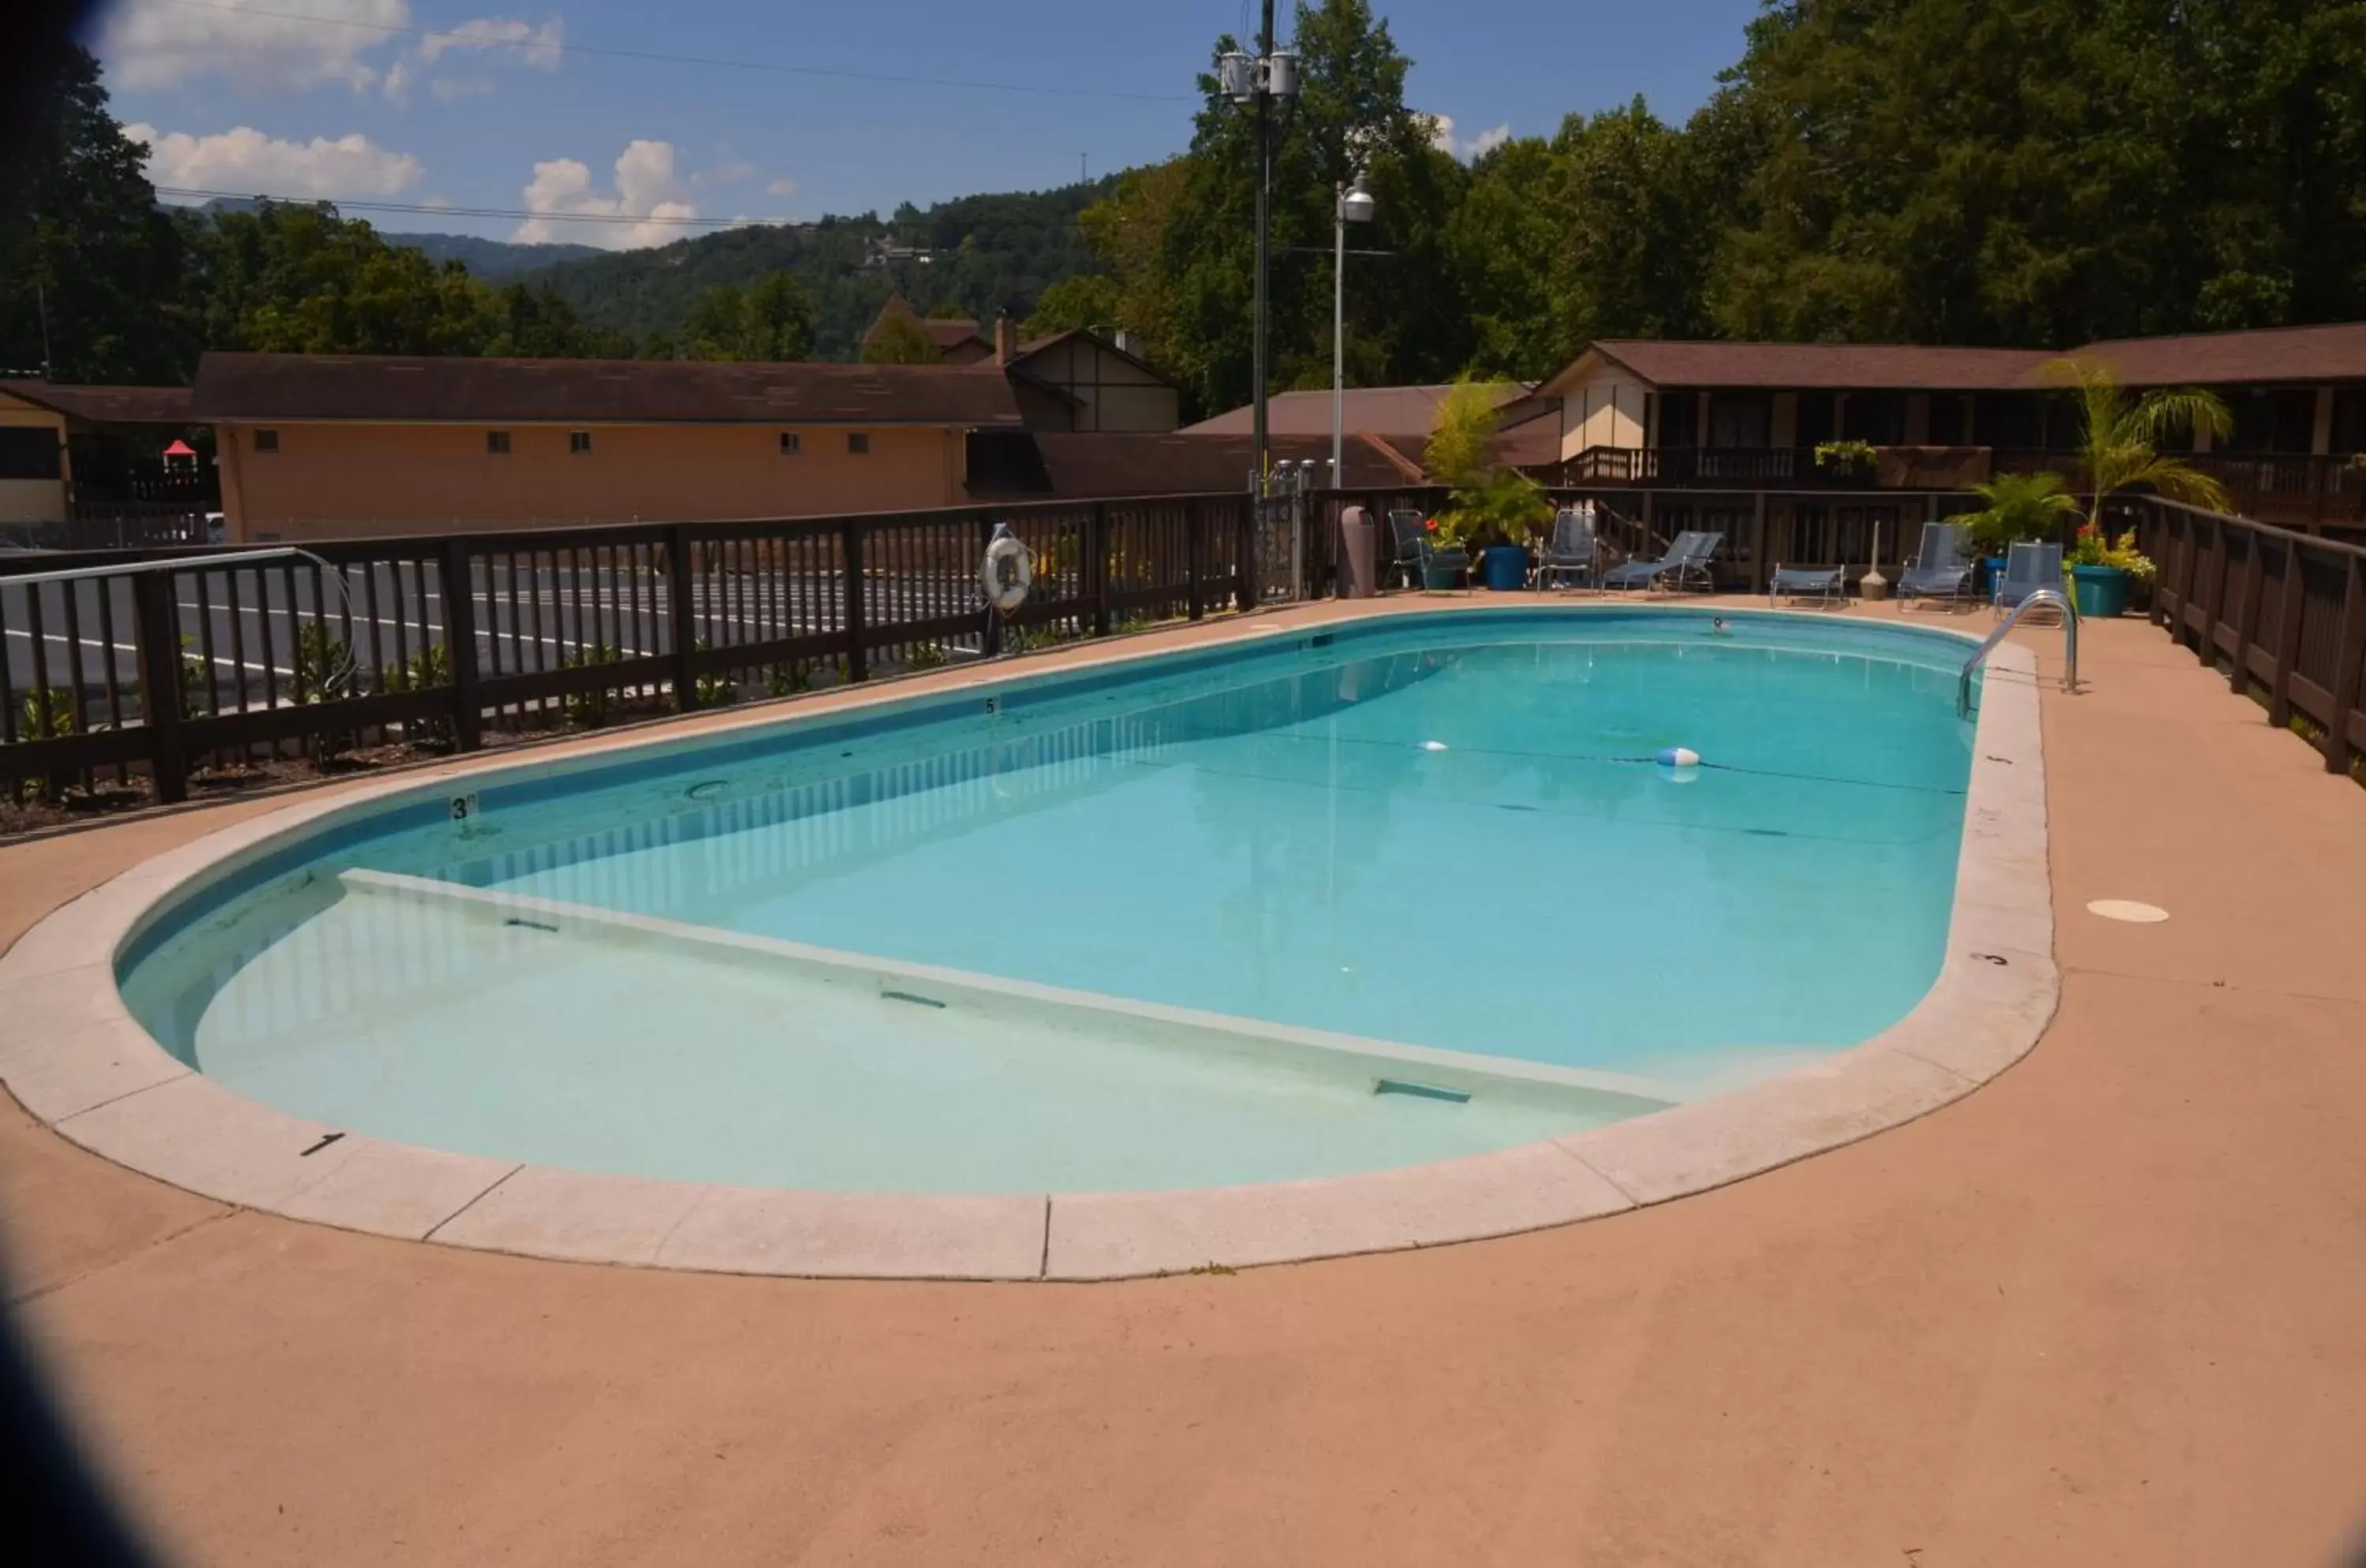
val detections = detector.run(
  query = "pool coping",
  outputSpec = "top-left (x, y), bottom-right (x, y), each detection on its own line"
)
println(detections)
top-left (0, 601), bottom-right (2056, 1282)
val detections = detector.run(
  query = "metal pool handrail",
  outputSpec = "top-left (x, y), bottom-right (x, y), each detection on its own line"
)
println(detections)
top-left (1959, 587), bottom-right (2077, 715)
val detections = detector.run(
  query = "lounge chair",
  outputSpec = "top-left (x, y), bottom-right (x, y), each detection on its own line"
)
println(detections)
top-left (1535, 506), bottom-right (1598, 591)
top-left (1895, 521), bottom-right (1974, 607)
top-left (1386, 507), bottom-right (1468, 592)
top-left (1994, 540), bottom-right (2066, 618)
top-left (1768, 563), bottom-right (1846, 607)
top-left (1602, 530), bottom-right (1722, 595)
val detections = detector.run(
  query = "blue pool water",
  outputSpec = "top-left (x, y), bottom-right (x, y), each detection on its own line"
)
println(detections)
top-left (120, 610), bottom-right (1979, 1193)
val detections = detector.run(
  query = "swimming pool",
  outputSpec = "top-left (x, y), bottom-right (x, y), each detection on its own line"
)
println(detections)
top-left (111, 607), bottom-right (1987, 1198)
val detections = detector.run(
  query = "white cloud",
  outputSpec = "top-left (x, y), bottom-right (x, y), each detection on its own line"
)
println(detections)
top-left (102, 2), bottom-right (563, 103)
top-left (419, 17), bottom-right (565, 69)
top-left (129, 123), bottom-right (424, 200)
top-left (515, 140), bottom-right (696, 249)
top-left (103, 0), bottom-right (412, 94)
top-left (1421, 112), bottom-right (1513, 162)
top-left (764, 178), bottom-right (798, 198)
top-left (1465, 123), bottom-right (1513, 159)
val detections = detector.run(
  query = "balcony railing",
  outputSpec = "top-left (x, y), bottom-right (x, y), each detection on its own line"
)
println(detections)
top-left (1561, 445), bottom-right (1991, 491)
top-left (1994, 450), bottom-right (2366, 534)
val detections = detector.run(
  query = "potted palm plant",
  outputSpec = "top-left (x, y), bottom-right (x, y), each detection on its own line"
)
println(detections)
top-left (1961, 470), bottom-right (2081, 590)
top-left (1425, 377), bottom-right (1551, 590)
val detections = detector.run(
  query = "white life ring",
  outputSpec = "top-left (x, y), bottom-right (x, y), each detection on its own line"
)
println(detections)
top-left (980, 530), bottom-right (1032, 613)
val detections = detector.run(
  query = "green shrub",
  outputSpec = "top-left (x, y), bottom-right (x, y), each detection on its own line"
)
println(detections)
top-left (562, 644), bottom-right (625, 727)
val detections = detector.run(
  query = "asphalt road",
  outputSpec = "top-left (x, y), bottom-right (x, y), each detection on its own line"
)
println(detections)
top-left (4, 561), bottom-right (989, 713)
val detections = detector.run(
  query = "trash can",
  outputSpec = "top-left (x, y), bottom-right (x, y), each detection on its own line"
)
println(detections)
top-left (1338, 505), bottom-right (1379, 598)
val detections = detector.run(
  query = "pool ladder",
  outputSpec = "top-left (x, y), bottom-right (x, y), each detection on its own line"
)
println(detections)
top-left (1957, 588), bottom-right (2077, 717)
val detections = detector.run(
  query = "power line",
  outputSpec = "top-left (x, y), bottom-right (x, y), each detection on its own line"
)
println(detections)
top-left (150, 0), bottom-right (1196, 103)
top-left (155, 186), bottom-right (797, 228)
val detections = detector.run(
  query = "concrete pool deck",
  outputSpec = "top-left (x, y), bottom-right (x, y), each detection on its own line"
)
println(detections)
top-left (3, 599), bottom-right (2364, 1564)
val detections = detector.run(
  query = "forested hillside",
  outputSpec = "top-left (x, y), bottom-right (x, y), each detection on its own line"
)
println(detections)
top-left (397, 233), bottom-right (603, 282)
top-left (7, 0), bottom-right (2364, 400)
top-left (528, 181), bottom-right (1113, 360)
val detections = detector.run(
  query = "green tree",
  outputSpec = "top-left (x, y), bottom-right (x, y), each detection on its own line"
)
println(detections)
top-left (2050, 355), bottom-right (2234, 525)
top-left (1021, 274), bottom-right (1122, 338)
top-left (1080, 0), bottom-right (1466, 416)
top-left (0, 46), bottom-right (192, 382)
top-left (486, 282), bottom-right (630, 358)
top-left (680, 271), bottom-right (814, 360)
top-left (860, 312), bottom-right (940, 364)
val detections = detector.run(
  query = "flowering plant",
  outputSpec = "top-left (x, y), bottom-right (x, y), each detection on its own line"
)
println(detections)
top-left (2066, 522), bottom-right (2155, 582)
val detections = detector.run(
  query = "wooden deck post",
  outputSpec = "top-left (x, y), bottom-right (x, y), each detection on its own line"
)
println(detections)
top-left (2327, 554), bottom-right (2366, 778)
top-left (129, 569), bottom-right (188, 805)
top-left (438, 536), bottom-right (481, 752)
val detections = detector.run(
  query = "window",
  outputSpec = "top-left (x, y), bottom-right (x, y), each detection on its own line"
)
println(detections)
top-left (779, 431), bottom-right (801, 456)
top-left (569, 430), bottom-right (592, 454)
top-left (1705, 393), bottom-right (1771, 449)
top-left (0, 427), bottom-right (62, 480)
top-left (1842, 392), bottom-right (1905, 446)
top-left (253, 428), bottom-right (280, 454)
top-left (2227, 389), bottom-right (2316, 455)
top-left (487, 430), bottom-right (512, 454)
top-left (2331, 389), bottom-right (2366, 456)
top-left (847, 431), bottom-right (870, 455)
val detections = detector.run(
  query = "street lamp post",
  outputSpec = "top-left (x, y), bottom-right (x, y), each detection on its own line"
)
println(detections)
top-left (1330, 180), bottom-right (1375, 488)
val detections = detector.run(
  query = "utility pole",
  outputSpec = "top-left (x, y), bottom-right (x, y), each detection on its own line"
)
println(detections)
top-left (35, 280), bottom-right (54, 381)
top-left (1219, 7), bottom-right (1298, 501)
top-left (1252, 0), bottom-right (1274, 497)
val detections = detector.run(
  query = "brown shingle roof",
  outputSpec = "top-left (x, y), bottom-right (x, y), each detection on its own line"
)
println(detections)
top-left (2075, 323), bottom-right (2366, 386)
top-left (0, 380), bottom-right (197, 424)
top-left (1583, 341), bottom-right (2053, 391)
top-left (189, 353), bottom-right (1024, 427)
top-left (923, 318), bottom-right (987, 353)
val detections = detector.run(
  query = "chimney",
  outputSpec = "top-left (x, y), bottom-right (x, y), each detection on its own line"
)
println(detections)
top-left (994, 312), bottom-right (1017, 367)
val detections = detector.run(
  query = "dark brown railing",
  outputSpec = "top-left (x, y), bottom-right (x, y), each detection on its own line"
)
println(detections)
top-left (2132, 498), bottom-right (2366, 778)
top-left (1, 492), bottom-right (1255, 810)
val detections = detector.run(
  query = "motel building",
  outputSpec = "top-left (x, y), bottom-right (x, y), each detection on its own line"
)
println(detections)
top-left (1530, 324), bottom-right (2366, 576)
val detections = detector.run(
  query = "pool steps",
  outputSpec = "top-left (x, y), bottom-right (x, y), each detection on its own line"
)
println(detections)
top-left (335, 868), bottom-right (1685, 1119)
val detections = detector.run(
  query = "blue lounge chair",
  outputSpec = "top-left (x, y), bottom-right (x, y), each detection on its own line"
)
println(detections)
top-left (1995, 540), bottom-right (2066, 618)
top-left (1535, 506), bottom-right (1598, 591)
top-left (1386, 508), bottom-right (1468, 591)
top-left (1768, 563), bottom-right (1846, 607)
top-left (1896, 521), bottom-right (1974, 607)
top-left (1602, 531), bottom-right (1722, 594)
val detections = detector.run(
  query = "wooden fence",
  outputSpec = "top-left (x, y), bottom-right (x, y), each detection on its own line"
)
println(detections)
top-left (1, 492), bottom-right (1255, 807)
top-left (2132, 498), bottom-right (2366, 778)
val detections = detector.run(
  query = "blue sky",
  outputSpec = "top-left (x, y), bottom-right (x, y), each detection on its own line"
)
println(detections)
top-left (90, 0), bottom-right (1765, 248)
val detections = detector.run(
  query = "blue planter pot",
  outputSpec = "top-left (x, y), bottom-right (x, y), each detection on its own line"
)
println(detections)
top-left (1483, 544), bottom-right (1531, 592)
top-left (2069, 564), bottom-right (2132, 618)
top-left (1983, 555), bottom-right (2006, 596)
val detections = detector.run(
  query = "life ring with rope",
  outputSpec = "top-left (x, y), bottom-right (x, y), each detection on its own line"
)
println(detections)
top-left (980, 525), bottom-right (1033, 614)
